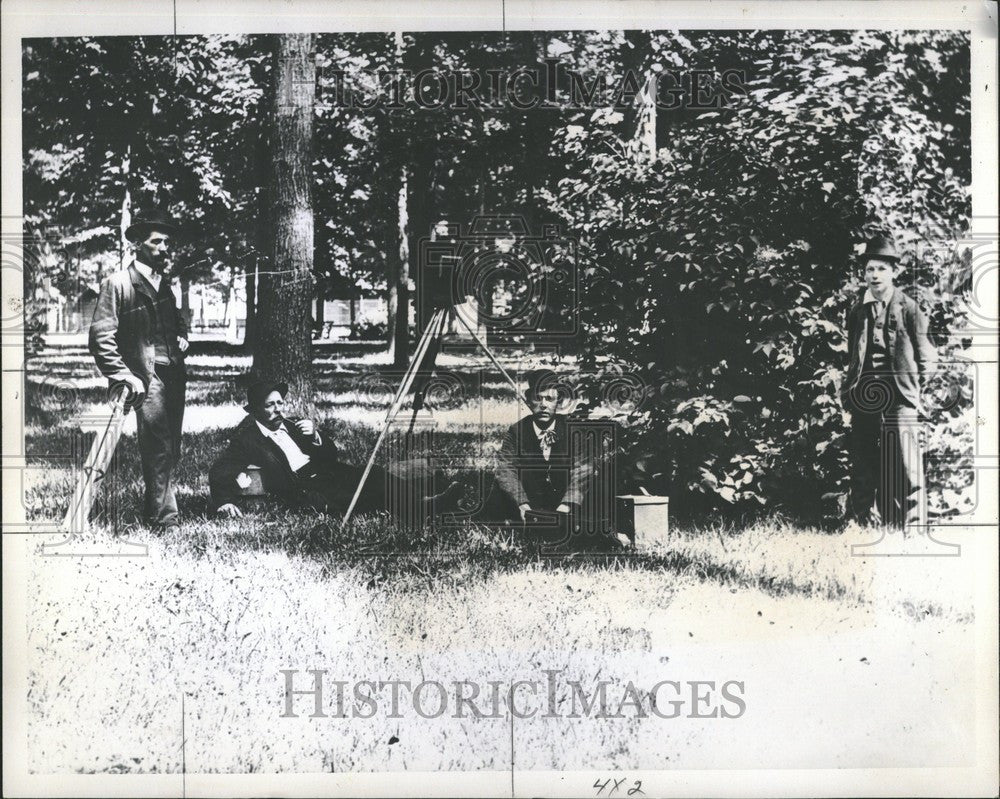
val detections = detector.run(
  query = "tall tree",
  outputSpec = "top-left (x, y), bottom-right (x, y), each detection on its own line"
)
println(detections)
top-left (253, 33), bottom-right (316, 402)
top-left (385, 31), bottom-right (411, 367)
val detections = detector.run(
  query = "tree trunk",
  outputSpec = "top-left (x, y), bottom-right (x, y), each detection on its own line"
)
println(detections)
top-left (246, 103), bottom-right (272, 353)
top-left (385, 31), bottom-right (411, 366)
top-left (179, 275), bottom-right (192, 331)
top-left (391, 165), bottom-right (411, 366)
top-left (243, 257), bottom-right (257, 351)
top-left (314, 294), bottom-right (325, 338)
top-left (386, 275), bottom-right (397, 352)
top-left (119, 146), bottom-right (131, 269)
top-left (253, 33), bottom-right (316, 408)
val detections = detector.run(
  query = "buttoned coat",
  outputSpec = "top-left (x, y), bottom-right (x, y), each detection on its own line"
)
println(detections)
top-left (88, 264), bottom-right (188, 390)
top-left (496, 415), bottom-right (594, 510)
top-left (841, 288), bottom-right (937, 412)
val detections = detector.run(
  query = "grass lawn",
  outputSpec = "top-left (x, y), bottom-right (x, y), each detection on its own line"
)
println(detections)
top-left (21, 343), bottom-right (981, 774)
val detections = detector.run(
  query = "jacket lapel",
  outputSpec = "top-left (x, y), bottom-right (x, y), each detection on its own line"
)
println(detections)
top-left (128, 265), bottom-right (158, 304)
top-left (284, 419), bottom-right (315, 452)
top-left (247, 421), bottom-right (297, 479)
top-left (520, 416), bottom-right (542, 457)
top-left (551, 417), bottom-right (567, 455)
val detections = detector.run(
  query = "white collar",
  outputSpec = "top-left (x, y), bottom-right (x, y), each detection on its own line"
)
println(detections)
top-left (255, 420), bottom-right (287, 438)
top-left (863, 287), bottom-right (894, 305)
top-left (133, 260), bottom-right (162, 288)
top-left (532, 420), bottom-right (555, 437)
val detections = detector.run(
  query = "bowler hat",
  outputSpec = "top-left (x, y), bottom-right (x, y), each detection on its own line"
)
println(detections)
top-left (244, 378), bottom-right (289, 413)
top-left (124, 209), bottom-right (181, 243)
top-left (861, 235), bottom-right (900, 263)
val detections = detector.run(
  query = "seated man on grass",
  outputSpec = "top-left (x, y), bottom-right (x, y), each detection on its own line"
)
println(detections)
top-left (493, 369), bottom-right (618, 549)
top-left (211, 379), bottom-right (456, 520)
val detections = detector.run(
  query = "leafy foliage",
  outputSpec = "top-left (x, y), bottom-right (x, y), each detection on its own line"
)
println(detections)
top-left (547, 29), bottom-right (972, 518)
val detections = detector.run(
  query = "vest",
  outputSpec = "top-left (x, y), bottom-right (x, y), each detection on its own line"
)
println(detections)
top-left (138, 273), bottom-right (176, 366)
top-left (862, 300), bottom-right (889, 375)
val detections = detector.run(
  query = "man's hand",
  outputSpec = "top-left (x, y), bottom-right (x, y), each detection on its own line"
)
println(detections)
top-left (114, 374), bottom-right (145, 408)
top-left (217, 503), bottom-right (242, 518)
top-left (556, 503), bottom-right (572, 514)
top-left (518, 503), bottom-right (531, 521)
top-left (294, 419), bottom-right (321, 444)
top-left (177, 336), bottom-right (190, 353)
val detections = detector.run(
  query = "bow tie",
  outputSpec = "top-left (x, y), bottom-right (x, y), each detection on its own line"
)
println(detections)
top-left (538, 426), bottom-right (557, 449)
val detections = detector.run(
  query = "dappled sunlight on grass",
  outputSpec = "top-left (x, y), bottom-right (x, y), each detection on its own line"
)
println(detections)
top-left (23, 343), bottom-right (981, 774)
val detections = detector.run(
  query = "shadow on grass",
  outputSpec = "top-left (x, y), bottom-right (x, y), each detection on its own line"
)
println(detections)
top-left (24, 417), bottom-right (851, 604)
top-left (22, 344), bottom-right (865, 606)
top-left (147, 502), bottom-right (857, 607)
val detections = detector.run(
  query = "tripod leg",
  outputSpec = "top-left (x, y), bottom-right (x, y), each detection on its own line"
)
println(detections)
top-left (342, 309), bottom-right (447, 526)
top-left (62, 389), bottom-right (128, 534)
top-left (378, 308), bottom-right (443, 423)
top-left (383, 309), bottom-right (446, 426)
top-left (452, 307), bottom-right (532, 411)
top-left (407, 314), bottom-right (448, 433)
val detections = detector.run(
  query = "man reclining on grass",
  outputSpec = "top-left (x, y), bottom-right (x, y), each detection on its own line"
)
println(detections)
top-left (210, 379), bottom-right (457, 520)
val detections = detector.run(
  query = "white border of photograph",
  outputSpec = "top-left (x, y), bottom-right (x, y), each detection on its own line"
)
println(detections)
top-left (2, 1), bottom-right (996, 796)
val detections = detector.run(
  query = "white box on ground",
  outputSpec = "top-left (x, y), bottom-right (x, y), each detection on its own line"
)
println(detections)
top-left (616, 494), bottom-right (669, 547)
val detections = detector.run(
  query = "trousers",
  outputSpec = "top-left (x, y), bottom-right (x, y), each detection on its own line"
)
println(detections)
top-left (135, 364), bottom-right (186, 527)
top-left (847, 378), bottom-right (925, 528)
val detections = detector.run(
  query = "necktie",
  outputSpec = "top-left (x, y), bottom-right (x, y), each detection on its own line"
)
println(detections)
top-left (871, 301), bottom-right (886, 345)
top-left (538, 425), bottom-right (557, 454)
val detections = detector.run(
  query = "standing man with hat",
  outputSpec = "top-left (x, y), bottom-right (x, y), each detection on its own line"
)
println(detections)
top-left (840, 234), bottom-right (937, 529)
top-left (89, 209), bottom-right (189, 531)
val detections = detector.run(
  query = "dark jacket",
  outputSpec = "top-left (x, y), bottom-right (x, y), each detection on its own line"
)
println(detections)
top-left (209, 416), bottom-right (340, 509)
top-left (841, 288), bottom-right (937, 412)
top-left (88, 265), bottom-right (188, 389)
top-left (495, 415), bottom-right (594, 510)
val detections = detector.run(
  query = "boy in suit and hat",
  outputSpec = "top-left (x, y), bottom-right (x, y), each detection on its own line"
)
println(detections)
top-left (211, 379), bottom-right (459, 519)
top-left (840, 234), bottom-right (937, 529)
top-left (89, 209), bottom-right (189, 531)
top-left (494, 369), bottom-right (597, 542)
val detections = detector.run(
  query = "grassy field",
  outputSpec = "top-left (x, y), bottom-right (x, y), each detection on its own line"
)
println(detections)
top-left (21, 343), bottom-right (981, 774)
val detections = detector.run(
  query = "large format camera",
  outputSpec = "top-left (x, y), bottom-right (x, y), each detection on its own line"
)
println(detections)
top-left (416, 215), bottom-right (579, 340)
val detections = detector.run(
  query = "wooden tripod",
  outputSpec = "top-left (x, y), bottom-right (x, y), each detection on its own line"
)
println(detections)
top-left (341, 305), bottom-right (529, 525)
